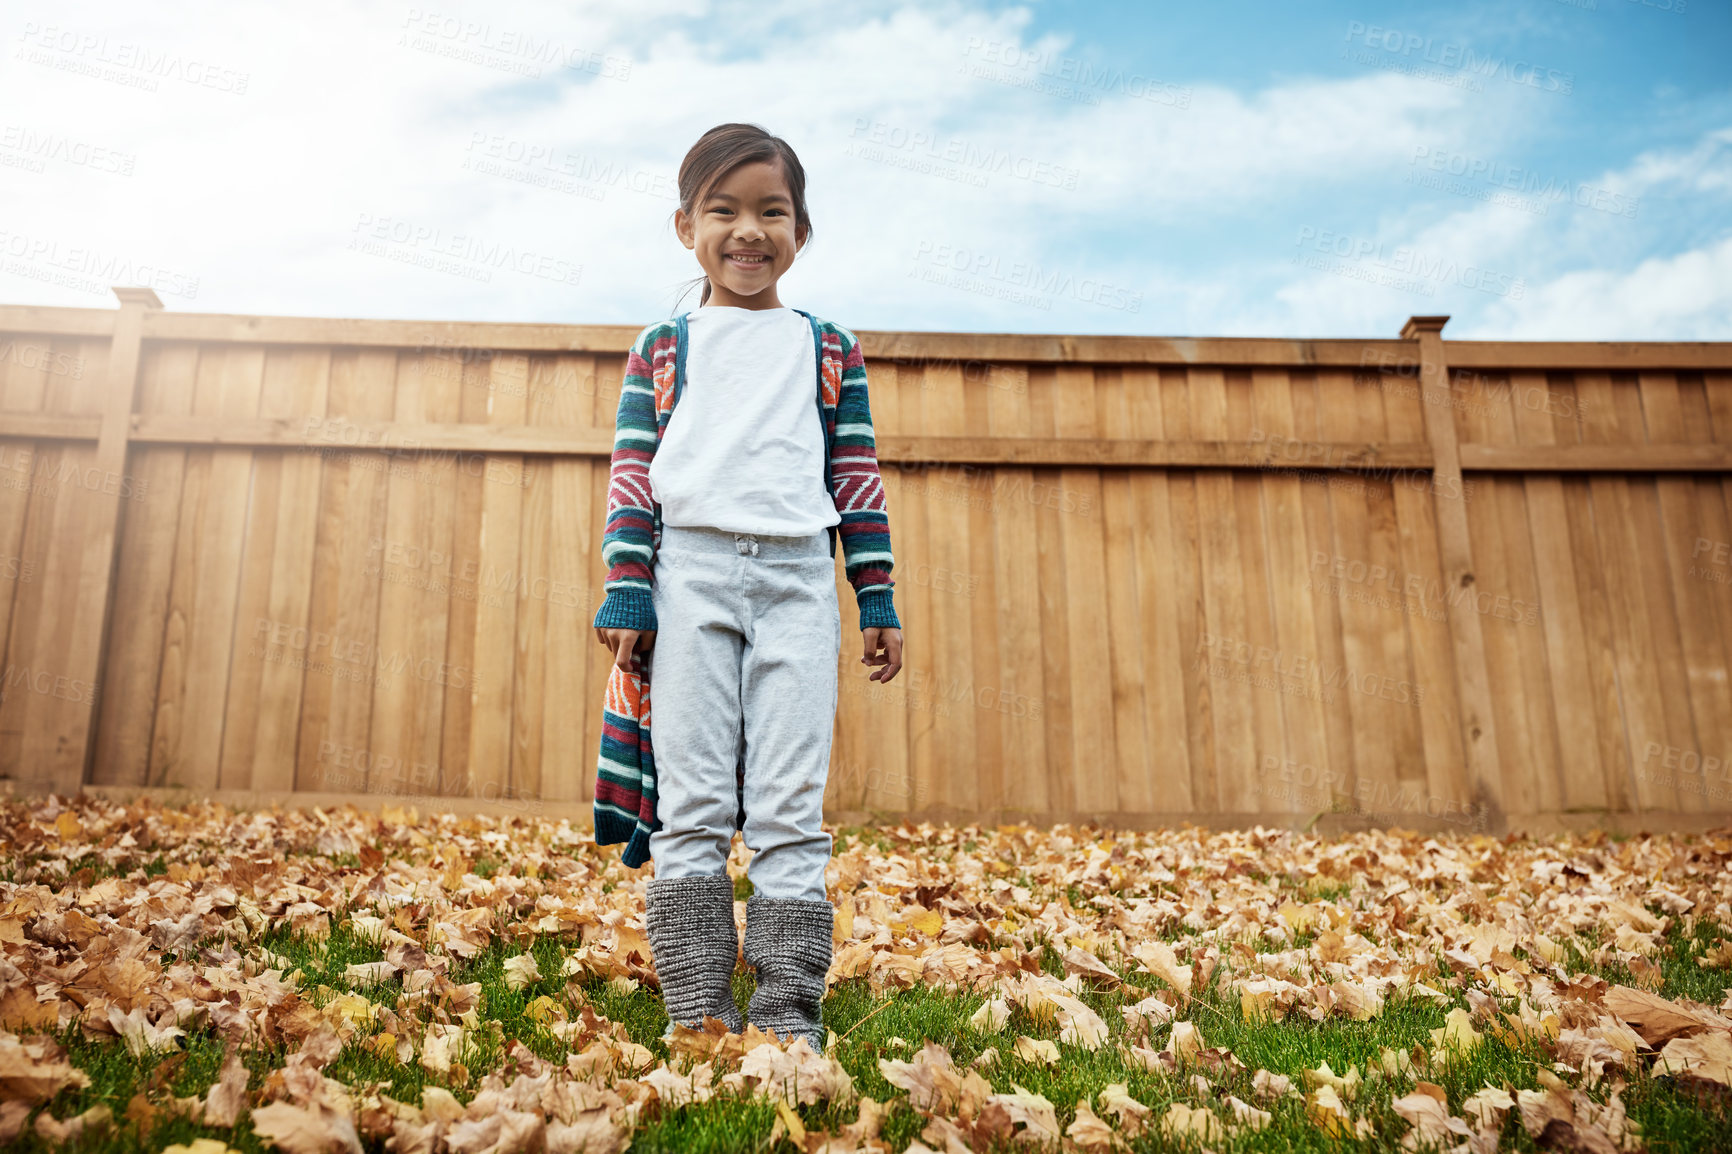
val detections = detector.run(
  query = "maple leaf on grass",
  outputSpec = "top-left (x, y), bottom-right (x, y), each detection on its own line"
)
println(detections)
top-left (0, 1031), bottom-right (90, 1103)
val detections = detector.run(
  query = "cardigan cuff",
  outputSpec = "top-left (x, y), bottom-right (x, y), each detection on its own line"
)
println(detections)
top-left (592, 587), bottom-right (657, 632)
top-left (856, 588), bottom-right (900, 631)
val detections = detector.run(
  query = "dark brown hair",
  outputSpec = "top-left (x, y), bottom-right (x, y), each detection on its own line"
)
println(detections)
top-left (673, 123), bottom-right (812, 309)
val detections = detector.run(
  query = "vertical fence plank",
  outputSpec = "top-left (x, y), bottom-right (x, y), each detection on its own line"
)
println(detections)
top-left (983, 362), bottom-right (1046, 818)
top-left (294, 350), bottom-right (395, 792)
top-left (1406, 316), bottom-right (1505, 829)
top-left (1188, 366), bottom-right (1253, 814)
top-left (1054, 364), bottom-right (1116, 814)
top-left (1252, 367), bottom-right (1331, 816)
top-left (245, 349), bottom-right (332, 793)
top-left (917, 357), bottom-right (979, 815)
top-left (1, 291), bottom-right (152, 793)
top-left (464, 353), bottom-right (528, 807)
top-left (364, 347), bottom-right (459, 801)
top-left (539, 353), bottom-right (600, 804)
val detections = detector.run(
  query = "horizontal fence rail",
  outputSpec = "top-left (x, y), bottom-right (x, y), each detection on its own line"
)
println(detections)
top-left (2, 293), bottom-right (1731, 837)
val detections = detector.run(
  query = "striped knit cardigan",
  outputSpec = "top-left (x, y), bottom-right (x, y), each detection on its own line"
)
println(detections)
top-left (592, 309), bottom-right (899, 867)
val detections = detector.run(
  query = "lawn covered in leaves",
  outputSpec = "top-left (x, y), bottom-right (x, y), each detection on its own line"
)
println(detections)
top-left (0, 797), bottom-right (1730, 1153)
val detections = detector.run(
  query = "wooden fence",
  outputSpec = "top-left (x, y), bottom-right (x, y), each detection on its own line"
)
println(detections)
top-left (2, 289), bottom-right (1731, 835)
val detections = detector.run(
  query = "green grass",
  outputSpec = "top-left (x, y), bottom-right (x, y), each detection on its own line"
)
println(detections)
top-left (7, 821), bottom-right (1732, 1154)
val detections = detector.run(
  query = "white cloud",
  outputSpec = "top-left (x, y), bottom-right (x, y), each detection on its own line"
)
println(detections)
top-left (1253, 119), bottom-right (1732, 339)
top-left (0, 0), bottom-right (1720, 340)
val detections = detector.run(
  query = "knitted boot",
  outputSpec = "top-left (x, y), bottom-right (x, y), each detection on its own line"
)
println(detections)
top-left (743, 893), bottom-right (834, 1052)
top-left (644, 873), bottom-right (744, 1037)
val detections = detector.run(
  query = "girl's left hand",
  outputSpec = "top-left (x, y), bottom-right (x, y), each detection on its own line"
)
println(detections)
top-left (861, 627), bottom-right (902, 683)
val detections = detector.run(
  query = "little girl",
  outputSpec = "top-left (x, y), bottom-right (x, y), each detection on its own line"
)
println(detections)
top-left (591, 123), bottom-right (904, 1051)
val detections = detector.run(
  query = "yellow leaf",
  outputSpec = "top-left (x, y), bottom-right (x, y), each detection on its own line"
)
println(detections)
top-left (773, 1098), bottom-right (806, 1145)
top-left (1013, 1035), bottom-right (1061, 1065)
top-left (1163, 1020), bottom-right (1203, 1064)
top-left (524, 995), bottom-right (563, 1025)
top-left (1302, 1061), bottom-right (1361, 1102)
top-left (1430, 1007), bottom-right (1482, 1059)
top-left (1159, 1102), bottom-right (1224, 1143)
top-left (54, 813), bottom-right (82, 840)
top-left (970, 996), bottom-right (1009, 1033)
top-left (503, 953), bottom-right (541, 991)
top-left (1306, 1085), bottom-right (1355, 1137)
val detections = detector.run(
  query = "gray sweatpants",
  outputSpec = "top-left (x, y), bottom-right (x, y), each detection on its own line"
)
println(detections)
top-left (646, 523), bottom-right (839, 903)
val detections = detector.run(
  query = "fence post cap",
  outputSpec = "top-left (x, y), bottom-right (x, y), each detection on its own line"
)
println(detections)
top-left (112, 287), bottom-right (164, 309)
top-left (1400, 315), bottom-right (1449, 339)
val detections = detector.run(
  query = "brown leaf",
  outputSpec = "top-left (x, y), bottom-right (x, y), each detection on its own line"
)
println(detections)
top-left (0, 1101), bottom-right (31, 1144)
top-left (1602, 985), bottom-right (1708, 1048)
top-left (1536, 1117), bottom-right (1623, 1154)
top-left (204, 1043), bottom-right (251, 1127)
top-left (251, 1099), bottom-right (363, 1154)
top-left (33, 1104), bottom-right (111, 1144)
top-left (1061, 947), bottom-right (1121, 988)
top-left (1065, 1098), bottom-right (1126, 1151)
top-left (0, 1031), bottom-right (91, 1103)
top-left (1657, 1031), bottom-right (1732, 1087)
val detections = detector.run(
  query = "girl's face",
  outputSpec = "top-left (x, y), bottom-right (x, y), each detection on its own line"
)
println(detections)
top-left (674, 159), bottom-right (806, 309)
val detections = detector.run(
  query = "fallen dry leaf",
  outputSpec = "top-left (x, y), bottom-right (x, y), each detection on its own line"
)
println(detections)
top-left (0, 1032), bottom-right (91, 1103)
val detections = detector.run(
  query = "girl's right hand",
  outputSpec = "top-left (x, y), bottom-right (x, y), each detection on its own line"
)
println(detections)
top-left (595, 627), bottom-right (656, 671)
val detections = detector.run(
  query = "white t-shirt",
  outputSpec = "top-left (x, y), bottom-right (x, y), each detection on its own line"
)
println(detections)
top-left (647, 305), bottom-right (840, 536)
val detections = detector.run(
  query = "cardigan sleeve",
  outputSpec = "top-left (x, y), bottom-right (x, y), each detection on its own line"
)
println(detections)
top-left (591, 325), bottom-right (664, 632)
top-left (829, 324), bottom-right (901, 631)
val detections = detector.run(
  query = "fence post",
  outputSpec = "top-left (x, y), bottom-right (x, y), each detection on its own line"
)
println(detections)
top-left (59, 287), bottom-right (162, 793)
top-left (1404, 314), bottom-right (1505, 831)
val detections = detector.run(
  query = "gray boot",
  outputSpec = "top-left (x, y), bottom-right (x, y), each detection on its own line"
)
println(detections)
top-left (743, 894), bottom-right (834, 1051)
top-left (644, 873), bottom-right (744, 1036)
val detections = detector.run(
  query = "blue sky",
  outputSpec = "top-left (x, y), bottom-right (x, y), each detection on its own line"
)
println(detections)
top-left (2, 0), bottom-right (1727, 339)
